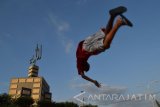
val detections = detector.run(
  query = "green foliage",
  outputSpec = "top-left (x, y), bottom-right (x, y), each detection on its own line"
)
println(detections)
top-left (156, 100), bottom-right (160, 107)
top-left (38, 101), bottom-right (79, 107)
top-left (0, 105), bottom-right (17, 107)
top-left (0, 93), bottom-right (12, 106)
top-left (14, 96), bottom-right (34, 107)
top-left (0, 93), bottom-right (98, 107)
top-left (38, 100), bottom-right (55, 107)
top-left (54, 102), bottom-right (78, 107)
top-left (83, 104), bottom-right (98, 107)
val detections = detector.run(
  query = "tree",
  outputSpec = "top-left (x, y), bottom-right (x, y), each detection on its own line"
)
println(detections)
top-left (38, 101), bottom-right (78, 107)
top-left (54, 102), bottom-right (78, 107)
top-left (156, 100), bottom-right (160, 107)
top-left (38, 100), bottom-right (55, 107)
top-left (14, 96), bottom-right (34, 107)
top-left (0, 93), bottom-right (12, 106)
top-left (83, 104), bottom-right (98, 107)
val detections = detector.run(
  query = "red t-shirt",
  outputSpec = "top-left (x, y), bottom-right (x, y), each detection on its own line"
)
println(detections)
top-left (76, 29), bottom-right (106, 75)
top-left (76, 40), bottom-right (91, 75)
top-left (76, 40), bottom-right (103, 75)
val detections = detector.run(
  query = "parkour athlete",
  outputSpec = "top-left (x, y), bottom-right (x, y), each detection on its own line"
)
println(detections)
top-left (76, 6), bottom-right (133, 88)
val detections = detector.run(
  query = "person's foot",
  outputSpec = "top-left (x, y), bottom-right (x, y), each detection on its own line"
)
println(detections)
top-left (94, 80), bottom-right (101, 88)
top-left (109, 6), bottom-right (127, 16)
top-left (120, 14), bottom-right (133, 27)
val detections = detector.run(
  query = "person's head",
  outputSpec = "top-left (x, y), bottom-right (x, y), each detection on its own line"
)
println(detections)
top-left (77, 60), bottom-right (90, 74)
top-left (83, 61), bottom-right (90, 72)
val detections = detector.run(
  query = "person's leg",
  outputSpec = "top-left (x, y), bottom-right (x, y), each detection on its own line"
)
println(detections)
top-left (103, 16), bottom-right (132, 49)
top-left (105, 15), bottom-right (115, 34)
top-left (105, 6), bottom-right (127, 34)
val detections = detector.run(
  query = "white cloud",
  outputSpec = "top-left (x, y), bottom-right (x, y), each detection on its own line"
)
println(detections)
top-left (48, 13), bottom-right (73, 54)
top-left (70, 78), bottom-right (128, 106)
top-left (65, 40), bottom-right (73, 54)
top-left (111, 99), bottom-right (154, 107)
top-left (70, 78), bottom-right (160, 107)
top-left (73, 82), bottom-right (127, 94)
top-left (48, 13), bottom-right (70, 35)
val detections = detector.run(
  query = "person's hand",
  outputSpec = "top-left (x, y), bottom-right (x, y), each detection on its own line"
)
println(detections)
top-left (94, 80), bottom-right (101, 88)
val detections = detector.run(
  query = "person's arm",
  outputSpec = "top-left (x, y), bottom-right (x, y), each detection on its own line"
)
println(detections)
top-left (81, 73), bottom-right (101, 88)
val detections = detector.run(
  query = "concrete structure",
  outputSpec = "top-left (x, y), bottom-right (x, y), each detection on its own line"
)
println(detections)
top-left (28, 65), bottom-right (39, 77)
top-left (8, 65), bottom-right (52, 102)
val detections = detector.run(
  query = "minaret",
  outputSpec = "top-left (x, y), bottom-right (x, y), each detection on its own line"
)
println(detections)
top-left (9, 44), bottom-right (52, 102)
top-left (28, 65), bottom-right (39, 77)
top-left (28, 44), bottom-right (42, 77)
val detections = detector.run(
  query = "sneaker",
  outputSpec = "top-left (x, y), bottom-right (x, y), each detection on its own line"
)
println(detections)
top-left (120, 14), bottom-right (133, 27)
top-left (109, 6), bottom-right (127, 16)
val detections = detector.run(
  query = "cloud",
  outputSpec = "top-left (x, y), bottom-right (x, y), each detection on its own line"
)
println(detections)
top-left (69, 77), bottom-right (160, 107)
top-left (65, 40), bottom-right (73, 53)
top-left (70, 78), bottom-right (128, 106)
top-left (48, 13), bottom-right (70, 35)
top-left (111, 99), bottom-right (154, 107)
top-left (73, 82), bottom-right (127, 94)
top-left (48, 13), bottom-right (73, 54)
top-left (70, 78), bottom-right (160, 107)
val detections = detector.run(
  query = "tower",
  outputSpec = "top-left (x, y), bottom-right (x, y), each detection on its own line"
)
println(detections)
top-left (28, 44), bottom-right (42, 77)
top-left (8, 44), bottom-right (52, 103)
top-left (28, 64), bottom-right (39, 77)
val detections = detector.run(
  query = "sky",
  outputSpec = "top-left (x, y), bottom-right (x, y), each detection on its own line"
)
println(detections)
top-left (0, 0), bottom-right (160, 107)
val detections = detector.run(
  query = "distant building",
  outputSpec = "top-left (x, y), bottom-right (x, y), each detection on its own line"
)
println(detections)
top-left (8, 65), bottom-right (52, 102)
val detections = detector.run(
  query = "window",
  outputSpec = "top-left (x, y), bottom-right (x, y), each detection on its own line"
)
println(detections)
top-left (22, 90), bottom-right (31, 95)
top-left (21, 87), bottom-right (31, 96)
